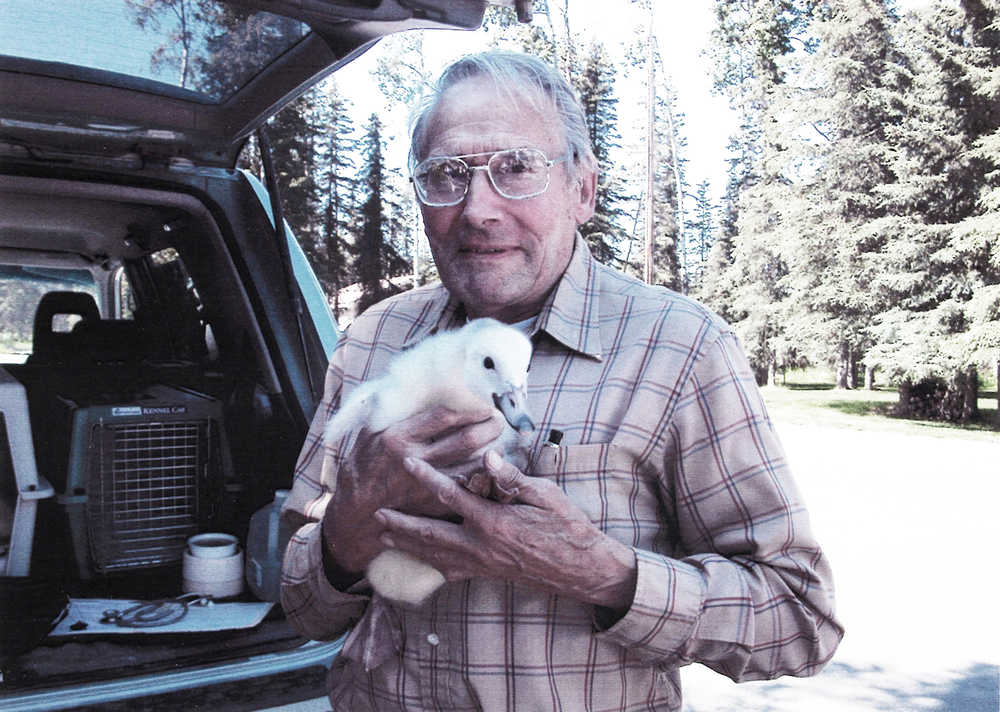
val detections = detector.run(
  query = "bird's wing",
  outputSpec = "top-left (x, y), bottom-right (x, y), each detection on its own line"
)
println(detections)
top-left (323, 380), bottom-right (380, 449)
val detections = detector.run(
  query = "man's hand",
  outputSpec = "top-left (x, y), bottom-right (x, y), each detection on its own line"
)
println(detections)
top-left (320, 404), bottom-right (504, 588)
top-left (373, 451), bottom-right (638, 613)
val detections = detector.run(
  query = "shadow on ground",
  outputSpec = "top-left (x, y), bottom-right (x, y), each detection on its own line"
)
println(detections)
top-left (783, 382), bottom-right (837, 390)
top-left (682, 661), bottom-right (998, 712)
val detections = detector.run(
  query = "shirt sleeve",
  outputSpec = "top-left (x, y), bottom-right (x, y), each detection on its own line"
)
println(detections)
top-left (279, 339), bottom-right (372, 641)
top-left (597, 330), bottom-right (844, 681)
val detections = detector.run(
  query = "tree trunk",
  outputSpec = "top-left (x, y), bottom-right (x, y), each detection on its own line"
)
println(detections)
top-left (995, 358), bottom-right (999, 421)
top-left (864, 365), bottom-right (875, 390)
top-left (835, 343), bottom-right (851, 389)
top-left (768, 356), bottom-right (778, 387)
top-left (960, 364), bottom-right (979, 422)
top-left (835, 361), bottom-right (848, 389)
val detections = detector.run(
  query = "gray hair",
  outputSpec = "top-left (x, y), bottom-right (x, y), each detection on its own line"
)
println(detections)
top-left (408, 50), bottom-right (596, 178)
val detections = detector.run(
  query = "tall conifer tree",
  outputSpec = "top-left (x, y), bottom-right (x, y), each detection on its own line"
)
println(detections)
top-left (577, 41), bottom-right (632, 265)
top-left (315, 82), bottom-right (359, 322)
top-left (865, 0), bottom-right (1000, 419)
top-left (688, 180), bottom-right (717, 294)
top-left (770, 0), bottom-right (901, 388)
top-left (648, 83), bottom-right (685, 291)
top-left (355, 114), bottom-right (409, 314)
top-left (707, 0), bottom-right (815, 383)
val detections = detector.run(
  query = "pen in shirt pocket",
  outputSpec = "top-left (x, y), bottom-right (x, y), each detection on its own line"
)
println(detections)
top-left (531, 429), bottom-right (563, 473)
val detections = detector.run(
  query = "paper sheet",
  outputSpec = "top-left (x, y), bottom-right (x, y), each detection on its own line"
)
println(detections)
top-left (49, 597), bottom-right (275, 636)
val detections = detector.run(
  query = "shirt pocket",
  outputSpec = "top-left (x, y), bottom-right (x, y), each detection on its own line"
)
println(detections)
top-left (530, 443), bottom-right (664, 549)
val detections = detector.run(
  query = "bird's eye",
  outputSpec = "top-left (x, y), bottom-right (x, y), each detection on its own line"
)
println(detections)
top-left (483, 357), bottom-right (495, 370)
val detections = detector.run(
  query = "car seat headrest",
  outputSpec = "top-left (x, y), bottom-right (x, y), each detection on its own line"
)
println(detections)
top-left (30, 291), bottom-right (100, 364)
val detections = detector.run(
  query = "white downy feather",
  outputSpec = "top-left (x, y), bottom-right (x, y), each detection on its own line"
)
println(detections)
top-left (324, 318), bottom-right (534, 606)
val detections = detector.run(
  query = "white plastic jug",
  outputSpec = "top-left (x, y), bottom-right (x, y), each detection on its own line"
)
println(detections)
top-left (245, 489), bottom-right (294, 602)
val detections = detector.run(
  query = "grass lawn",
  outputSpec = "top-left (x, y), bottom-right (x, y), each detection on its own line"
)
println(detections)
top-left (761, 368), bottom-right (1000, 442)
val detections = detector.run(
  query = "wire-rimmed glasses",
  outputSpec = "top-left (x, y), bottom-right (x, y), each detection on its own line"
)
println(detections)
top-left (411, 148), bottom-right (570, 207)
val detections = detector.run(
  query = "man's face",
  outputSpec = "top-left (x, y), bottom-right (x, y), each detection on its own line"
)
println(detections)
top-left (418, 77), bottom-right (596, 324)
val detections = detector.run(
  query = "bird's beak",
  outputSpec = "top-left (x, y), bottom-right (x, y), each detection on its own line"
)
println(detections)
top-left (492, 385), bottom-right (535, 433)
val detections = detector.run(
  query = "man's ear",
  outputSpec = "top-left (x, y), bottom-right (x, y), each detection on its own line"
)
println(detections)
top-left (572, 161), bottom-right (598, 226)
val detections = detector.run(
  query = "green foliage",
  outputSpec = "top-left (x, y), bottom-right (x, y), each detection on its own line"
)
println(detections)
top-left (125, 0), bottom-right (1000, 408)
top-left (896, 372), bottom-right (980, 423)
top-left (647, 79), bottom-right (686, 291)
top-left (686, 180), bottom-right (716, 293)
top-left (864, 0), bottom-right (1000, 389)
top-left (706, 0), bottom-right (818, 382)
top-left (775, 0), bottom-right (900, 386)
top-left (576, 41), bottom-right (633, 265)
top-left (314, 82), bottom-right (360, 315)
top-left (266, 93), bottom-right (322, 252)
top-left (374, 33), bottom-right (433, 110)
top-left (355, 114), bottom-right (410, 315)
top-left (709, 0), bottom-right (1000, 411)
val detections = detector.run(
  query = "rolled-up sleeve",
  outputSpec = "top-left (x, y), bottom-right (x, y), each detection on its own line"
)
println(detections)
top-left (281, 520), bottom-right (370, 640)
top-left (280, 340), bottom-right (371, 641)
top-left (598, 330), bottom-right (843, 680)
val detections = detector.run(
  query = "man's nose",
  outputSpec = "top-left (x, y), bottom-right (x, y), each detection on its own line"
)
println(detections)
top-left (461, 166), bottom-right (504, 220)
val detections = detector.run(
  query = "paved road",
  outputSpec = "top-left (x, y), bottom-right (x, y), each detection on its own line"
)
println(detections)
top-left (682, 421), bottom-right (1000, 711)
top-left (264, 421), bottom-right (1000, 712)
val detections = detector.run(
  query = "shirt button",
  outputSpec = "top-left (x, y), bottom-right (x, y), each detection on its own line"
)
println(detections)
top-left (426, 633), bottom-right (440, 646)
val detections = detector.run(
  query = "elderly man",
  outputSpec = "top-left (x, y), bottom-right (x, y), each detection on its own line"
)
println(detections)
top-left (281, 50), bottom-right (842, 711)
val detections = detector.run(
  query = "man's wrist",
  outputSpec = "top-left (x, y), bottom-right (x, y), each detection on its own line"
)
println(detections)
top-left (588, 541), bottom-right (637, 620)
top-left (319, 515), bottom-right (365, 590)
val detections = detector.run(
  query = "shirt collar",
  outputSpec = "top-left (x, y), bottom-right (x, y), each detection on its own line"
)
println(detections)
top-left (405, 233), bottom-right (604, 360)
top-left (535, 234), bottom-right (603, 360)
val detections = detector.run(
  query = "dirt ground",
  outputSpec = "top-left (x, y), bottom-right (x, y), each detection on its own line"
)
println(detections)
top-left (681, 420), bottom-right (1000, 712)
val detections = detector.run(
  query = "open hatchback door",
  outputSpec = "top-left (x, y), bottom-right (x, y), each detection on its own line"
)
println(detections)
top-left (0, 0), bottom-right (514, 167)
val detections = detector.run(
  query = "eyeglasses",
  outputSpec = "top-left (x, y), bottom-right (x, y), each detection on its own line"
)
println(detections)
top-left (411, 148), bottom-right (570, 207)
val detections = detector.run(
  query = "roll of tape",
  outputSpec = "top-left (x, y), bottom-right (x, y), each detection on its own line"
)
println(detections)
top-left (187, 532), bottom-right (239, 559)
top-left (182, 534), bottom-right (244, 598)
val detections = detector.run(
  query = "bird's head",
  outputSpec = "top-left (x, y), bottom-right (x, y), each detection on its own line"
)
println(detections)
top-left (462, 319), bottom-right (535, 434)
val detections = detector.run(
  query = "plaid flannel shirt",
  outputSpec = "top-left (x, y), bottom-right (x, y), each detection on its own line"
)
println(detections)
top-left (281, 236), bottom-right (842, 711)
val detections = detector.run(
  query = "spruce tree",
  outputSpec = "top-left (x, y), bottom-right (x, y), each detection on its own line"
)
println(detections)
top-left (314, 82), bottom-right (359, 324)
top-left (577, 41), bottom-right (632, 265)
top-left (371, 33), bottom-right (436, 288)
top-left (866, 0), bottom-right (1000, 420)
top-left (355, 114), bottom-right (410, 315)
top-left (688, 179), bottom-right (717, 294)
top-left (706, 0), bottom-right (816, 382)
top-left (648, 83), bottom-right (686, 291)
top-left (771, 0), bottom-right (901, 388)
top-left (266, 92), bottom-right (322, 256)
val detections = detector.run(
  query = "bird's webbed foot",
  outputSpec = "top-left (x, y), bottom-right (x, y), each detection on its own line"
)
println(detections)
top-left (457, 465), bottom-right (520, 504)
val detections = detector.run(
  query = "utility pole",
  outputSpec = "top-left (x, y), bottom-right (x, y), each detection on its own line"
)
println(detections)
top-left (644, 2), bottom-right (654, 284)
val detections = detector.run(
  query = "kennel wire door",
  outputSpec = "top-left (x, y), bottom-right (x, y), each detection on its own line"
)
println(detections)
top-left (87, 418), bottom-right (209, 572)
top-left (60, 384), bottom-right (229, 575)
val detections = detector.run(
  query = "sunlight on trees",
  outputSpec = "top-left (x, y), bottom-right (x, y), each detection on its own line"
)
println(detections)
top-left (116, 0), bottom-right (998, 425)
